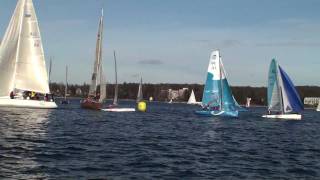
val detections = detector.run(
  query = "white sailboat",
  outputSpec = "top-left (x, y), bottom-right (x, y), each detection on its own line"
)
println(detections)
top-left (136, 77), bottom-right (143, 103)
top-left (187, 89), bottom-right (200, 105)
top-left (246, 97), bottom-right (251, 108)
top-left (262, 59), bottom-right (304, 120)
top-left (102, 51), bottom-right (135, 112)
top-left (317, 100), bottom-right (320, 111)
top-left (0, 0), bottom-right (57, 108)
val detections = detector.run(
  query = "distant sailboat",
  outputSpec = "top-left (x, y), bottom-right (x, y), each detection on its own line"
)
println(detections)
top-left (102, 51), bottom-right (135, 112)
top-left (195, 50), bottom-right (238, 117)
top-left (61, 66), bottom-right (69, 104)
top-left (81, 9), bottom-right (106, 110)
top-left (136, 77), bottom-right (143, 103)
top-left (317, 100), bottom-right (320, 112)
top-left (0, 0), bottom-right (57, 108)
top-left (187, 90), bottom-right (196, 104)
top-left (187, 89), bottom-right (200, 105)
top-left (246, 97), bottom-right (251, 108)
top-left (113, 51), bottom-right (118, 106)
top-left (262, 59), bottom-right (303, 120)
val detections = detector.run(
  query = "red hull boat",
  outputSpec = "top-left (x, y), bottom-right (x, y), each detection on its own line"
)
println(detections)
top-left (80, 98), bottom-right (102, 110)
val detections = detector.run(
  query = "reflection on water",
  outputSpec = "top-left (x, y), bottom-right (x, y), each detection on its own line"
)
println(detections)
top-left (0, 108), bottom-right (52, 179)
top-left (0, 100), bottom-right (320, 179)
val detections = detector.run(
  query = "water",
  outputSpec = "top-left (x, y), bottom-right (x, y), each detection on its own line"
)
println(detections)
top-left (0, 99), bottom-right (319, 179)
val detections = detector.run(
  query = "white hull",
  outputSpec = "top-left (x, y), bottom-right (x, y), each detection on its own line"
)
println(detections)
top-left (0, 97), bottom-right (57, 109)
top-left (262, 114), bottom-right (301, 120)
top-left (101, 108), bottom-right (136, 112)
top-left (317, 109), bottom-right (320, 112)
top-left (187, 102), bottom-right (202, 105)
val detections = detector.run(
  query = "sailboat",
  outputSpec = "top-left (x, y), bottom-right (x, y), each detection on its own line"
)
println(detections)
top-left (112, 51), bottom-right (118, 106)
top-left (0, 0), bottom-right (57, 108)
top-left (101, 51), bottom-right (135, 112)
top-left (80, 9), bottom-right (106, 110)
top-left (136, 77), bottom-right (143, 103)
top-left (246, 97), bottom-right (251, 108)
top-left (262, 59), bottom-right (304, 120)
top-left (195, 50), bottom-right (238, 117)
top-left (187, 89), bottom-right (200, 105)
top-left (317, 100), bottom-right (320, 112)
top-left (61, 66), bottom-right (69, 104)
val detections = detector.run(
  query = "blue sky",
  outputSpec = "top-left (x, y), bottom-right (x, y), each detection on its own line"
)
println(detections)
top-left (0, 0), bottom-right (319, 86)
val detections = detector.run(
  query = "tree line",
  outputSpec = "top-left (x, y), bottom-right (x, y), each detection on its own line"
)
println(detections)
top-left (50, 82), bottom-right (320, 105)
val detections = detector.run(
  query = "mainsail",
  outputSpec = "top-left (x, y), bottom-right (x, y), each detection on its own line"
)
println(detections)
top-left (136, 77), bottom-right (143, 102)
top-left (0, 0), bottom-right (50, 96)
top-left (267, 59), bottom-right (282, 112)
top-left (64, 66), bottom-right (68, 100)
top-left (89, 9), bottom-right (104, 97)
top-left (113, 51), bottom-right (118, 105)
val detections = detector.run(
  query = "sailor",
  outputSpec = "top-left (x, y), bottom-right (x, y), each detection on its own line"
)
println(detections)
top-left (10, 91), bottom-right (14, 99)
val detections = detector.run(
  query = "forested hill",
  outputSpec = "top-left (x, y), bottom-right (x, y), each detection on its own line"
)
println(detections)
top-left (50, 82), bottom-right (320, 105)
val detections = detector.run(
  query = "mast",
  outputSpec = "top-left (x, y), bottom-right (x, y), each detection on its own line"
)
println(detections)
top-left (89, 8), bottom-right (103, 97)
top-left (48, 57), bottom-right (52, 85)
top-left (113, 50), bottom-right (118, 105)
top-left (219, 55), bottom-right (223, 111)
top-left (65, 66), bottom-right (68, 100)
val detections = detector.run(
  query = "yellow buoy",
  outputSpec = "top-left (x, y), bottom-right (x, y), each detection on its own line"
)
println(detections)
top-left (137, 101), bottom-right (147, 112)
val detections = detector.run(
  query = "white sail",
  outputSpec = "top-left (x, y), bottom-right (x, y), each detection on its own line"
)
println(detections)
top-left (317, 100), bottom-right (320, 111)
top-left (99, 67), bottom-right (106, 102)
top-left (187, 90), bottom-right (197, 104)
top-left (0, 0), bottom-right (29, 96)
top-left (13, 0), bottom-right (50, 93)
top-left (64, 66), bottom-right (68, 100)
top-left (113, 51), bottom-right (118, 105)
top-left (89, 9), bottom-right (104, 96)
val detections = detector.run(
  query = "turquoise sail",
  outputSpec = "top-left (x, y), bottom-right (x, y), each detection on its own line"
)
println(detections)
top-left (197, 50), bottom-right (238, 117)
top-left (267, 59), bottom-right (282, 112)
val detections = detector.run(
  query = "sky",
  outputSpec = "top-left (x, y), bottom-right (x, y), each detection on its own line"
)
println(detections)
top-left (0, 0), bottom-right (319, 86)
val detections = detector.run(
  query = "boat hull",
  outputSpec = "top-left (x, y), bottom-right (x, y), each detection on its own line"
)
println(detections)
top-left (0, 97), bottom-right (57, 109)
top-left (101, 108), bottom-right (136, 112)
top-left (80, 99), bottom-right (102, 110)
top-left (195, 110), bottom-right (238, 117)
top-left (262, 114), bottom-right (301, 120)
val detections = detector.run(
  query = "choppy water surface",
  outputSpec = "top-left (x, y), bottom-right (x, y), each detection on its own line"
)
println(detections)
top-left (0, 99), bottom-right (319, 179)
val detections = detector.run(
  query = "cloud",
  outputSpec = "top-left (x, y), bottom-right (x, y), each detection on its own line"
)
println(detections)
top-left (255, 41), bottom-right (320, 47)
top-left (194, 39), bottom-right (242, 48)
top-left (138, 59), bottom-right (164, 65)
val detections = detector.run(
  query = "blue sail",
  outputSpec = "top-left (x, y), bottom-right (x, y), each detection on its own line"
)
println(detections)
top-left (221, 79), bottom-right (237, 112)
top-left (278, 66), bottom-right (304, 113)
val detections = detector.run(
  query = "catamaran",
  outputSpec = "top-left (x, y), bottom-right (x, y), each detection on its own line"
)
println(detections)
top-left (246, 97), bottom-right (251, 108)
top-left (0, 0), bottom-right (57, 108)
top-left (317, 100), bottom-right (320, 112)
top-left (262, 59), bottom-right (304, 120)
top-left (80, 9), bottom-right (106, 110)
top-left (195, 50), bottom-right (238, 117)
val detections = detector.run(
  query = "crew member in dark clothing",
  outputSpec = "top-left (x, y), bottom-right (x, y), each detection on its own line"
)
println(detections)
top-left (10, 91), bottom-right (14, 99)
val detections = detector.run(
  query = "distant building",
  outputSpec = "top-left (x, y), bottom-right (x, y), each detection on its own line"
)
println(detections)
top-left (168, 88), bottom-right (188, 101)
top-left (304, 97), bottom-right (320, 105)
